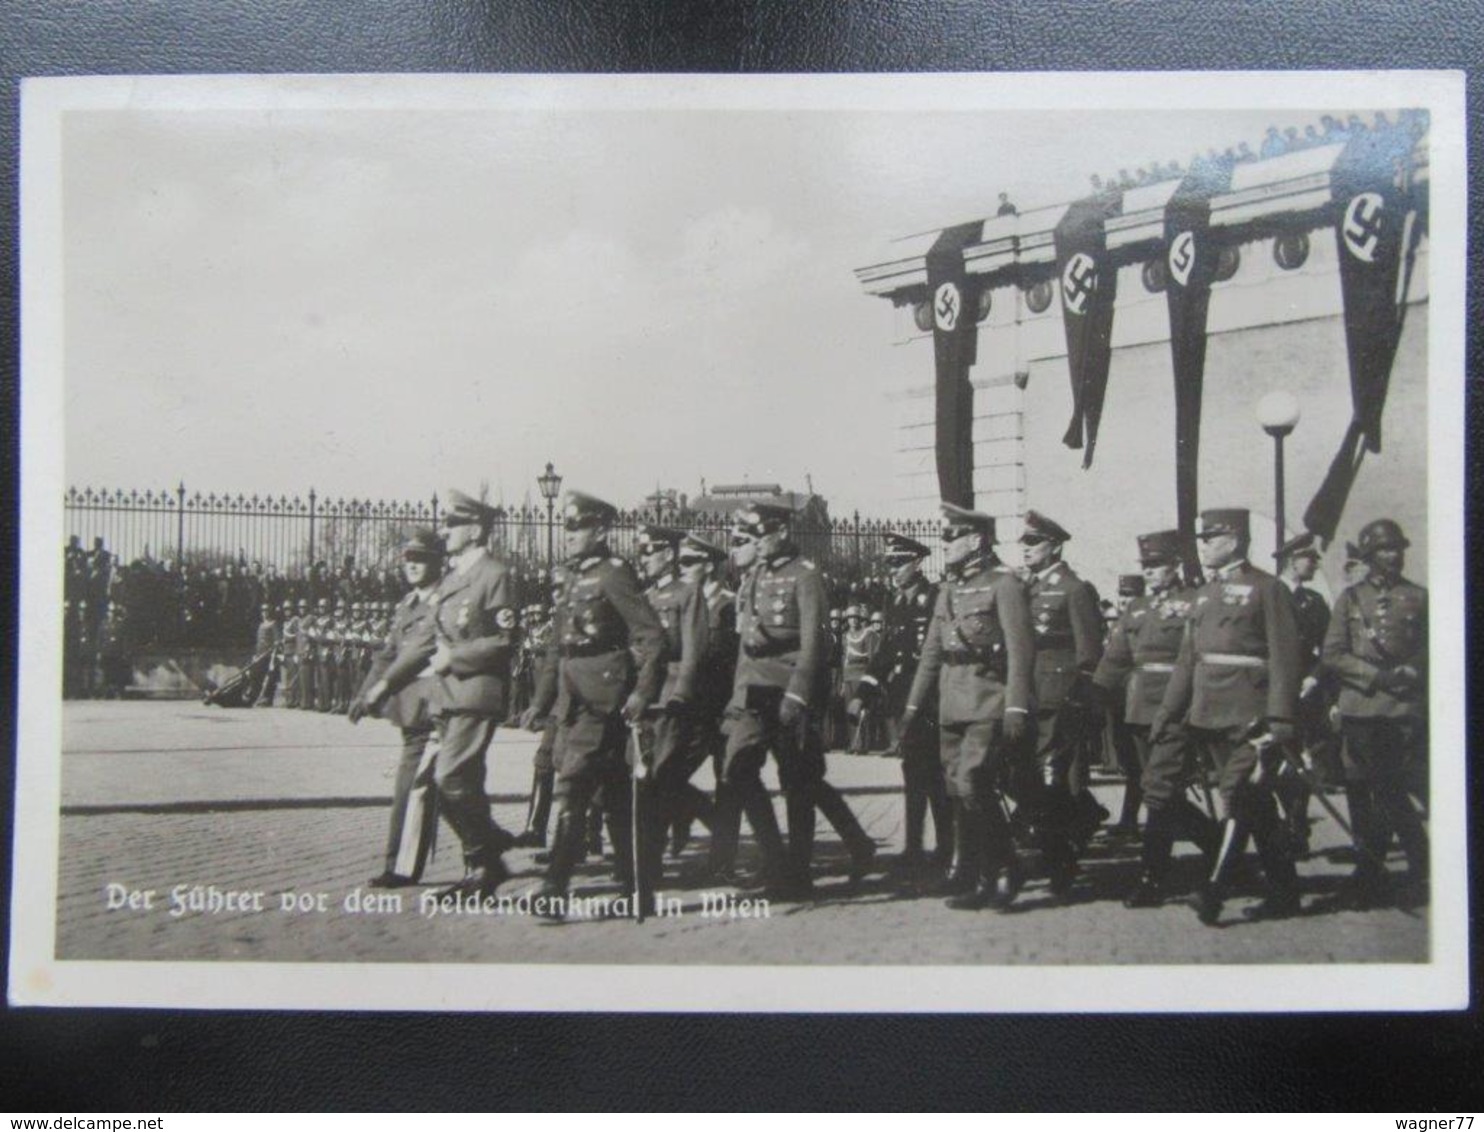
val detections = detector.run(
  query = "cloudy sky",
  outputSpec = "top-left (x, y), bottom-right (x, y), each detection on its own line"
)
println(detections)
top-left (57, 80), bottom-right (1343, 513)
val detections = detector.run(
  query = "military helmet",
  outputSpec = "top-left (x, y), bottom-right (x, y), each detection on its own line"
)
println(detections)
top-left (1357, 518), bottom-right (1409, 558)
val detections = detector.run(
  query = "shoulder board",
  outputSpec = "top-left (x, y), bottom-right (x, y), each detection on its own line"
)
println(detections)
top-left (799, 559), bottom-right (816, 571)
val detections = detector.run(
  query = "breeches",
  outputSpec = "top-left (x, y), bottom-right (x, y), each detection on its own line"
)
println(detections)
top-left (721, 709), bottom-right (825, 795)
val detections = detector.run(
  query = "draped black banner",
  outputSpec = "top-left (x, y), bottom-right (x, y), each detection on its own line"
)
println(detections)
top-left (1303, 123), bottom-right (1420, 543)
top-left (1163, 157), bottom-right (1233, 584)
top-left (925, 222), bottom-right (983, 507)
top-left (1053, 191), bottom-right (1122, 468)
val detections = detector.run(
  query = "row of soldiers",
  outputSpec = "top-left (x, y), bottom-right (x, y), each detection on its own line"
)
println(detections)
top-left (249, 599), bottom-right (393, 711)
top-left (338, 485), bottom-right (1427, 925)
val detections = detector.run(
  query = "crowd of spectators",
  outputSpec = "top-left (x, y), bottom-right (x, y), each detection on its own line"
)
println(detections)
top-left (61, 532), bottom-right (907, 700)
top-left (1084, 110), bottom-right (1429, 194)
top-left (63, 537), bottom-right (420, 697)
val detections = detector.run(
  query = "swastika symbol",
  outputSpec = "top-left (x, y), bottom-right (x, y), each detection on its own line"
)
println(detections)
top-left (933, 282), bottom-right (961, 331)
top-left (1168, 231), bottom-right (1196, 287)
top-left (1061, 253), bottom-right (1098, 315)
top-left (1343, 192), bottom-right (1386, 264)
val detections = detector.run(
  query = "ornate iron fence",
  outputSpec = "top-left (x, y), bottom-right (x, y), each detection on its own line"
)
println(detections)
top-left (64, 485), bottom-right (946, 584)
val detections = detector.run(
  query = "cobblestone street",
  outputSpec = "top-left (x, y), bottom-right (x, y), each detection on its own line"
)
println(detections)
top-left (54, 701), bottom-right (1428, 966)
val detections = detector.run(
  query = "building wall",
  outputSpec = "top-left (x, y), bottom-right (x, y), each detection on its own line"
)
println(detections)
top-left (886, 232), bottom-right (1431, 597)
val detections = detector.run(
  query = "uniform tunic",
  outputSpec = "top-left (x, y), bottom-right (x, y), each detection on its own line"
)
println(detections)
top-left (906, 555), bottom-right (1034, 798)
top-left (1322, 574), bottom-right (1428, 783)
top-left (723, 548), bottom-right (830, 792)
top-left (643, 573), bottom-right (707, 775)
top-left (863, 573), bottom-right (939, 763)
top-left (1093, 585), bottom-right (1196, 728)
top-left (1150, 559), bottom-right (1302, 807)
top-left (531, 551), bottom-right (665, 789)
top-left (428, 549), bottom-right (520, 860)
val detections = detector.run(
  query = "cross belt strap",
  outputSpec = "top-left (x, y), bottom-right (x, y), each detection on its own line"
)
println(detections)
top-left (1197, 653), bottom-right (1267, 669)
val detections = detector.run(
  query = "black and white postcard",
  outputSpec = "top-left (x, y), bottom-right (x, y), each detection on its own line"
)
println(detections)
top-left (10, 70), bottom-right (1467, 1012)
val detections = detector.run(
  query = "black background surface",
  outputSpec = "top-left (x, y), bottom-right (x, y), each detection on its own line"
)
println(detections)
top-left (1, 0), bottom-right (1480, 1112)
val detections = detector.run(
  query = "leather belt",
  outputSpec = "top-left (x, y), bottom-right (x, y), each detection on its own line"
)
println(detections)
top-left (1197, 652), bottom-right (1266, 669)
top-left (744, 639), bottom-right (798, 659)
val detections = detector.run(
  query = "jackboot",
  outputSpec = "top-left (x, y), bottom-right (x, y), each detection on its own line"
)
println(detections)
top-left (813, 779), bottom-right (877, 883)
top-left (945, 803), bottom-right (988, 911)
top-left (740, 782), bottom-right (806, 899)
top-left (512, 768), bottom-right (554, 849)
top-left (1194, 816), bottom-right (1245, 926)
top-left (1124, 807), bottom-right (1176, 909)
top-left (534, 800), bottom-right (587, 920)
top-left (704, 783), bottom-right (743, 883)
top-left (929, 799), bottom-right (975, 897)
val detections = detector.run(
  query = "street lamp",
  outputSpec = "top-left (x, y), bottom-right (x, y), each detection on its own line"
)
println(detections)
top-left (536, 461), bottom-right (563, 571)
top-left (1255, 391), bottom-right (1301, 553)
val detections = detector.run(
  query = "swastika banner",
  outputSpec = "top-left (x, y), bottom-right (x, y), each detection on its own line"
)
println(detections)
top-left (1163, 157), bottom-right (1233, 583)
top-left (1304, 119), bottom-right (1424, 543)
top-left (1052, 192), bottom-right (1122, 469)
top-left (924, 222), bottom-right (983, 508)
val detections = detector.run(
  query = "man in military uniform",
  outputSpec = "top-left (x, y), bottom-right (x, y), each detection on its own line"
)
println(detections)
top-left (1149, 508), bottom-right (1303, 925)
top-left (1094, 530), bottom-right (1212, 906)
top-left (521, 491), bottom-right (665, 918)
top-left (512, 598), bottom-right (560, 849)
top-left (250, 602), bottom-right (281, 707)
top-left (422, 489), bottom-right (523, 899)
top-left (677, 532), bottom-right (737, 865)
top-left (1097, 574), bottom-right (1145, 791)
top-left (295, 598), bottom-right (317, 709)
top-left (631, 524), bottom-right (711, 894)
top-left (310, 598), bottom-right (334, 712)
top-left (1275, 531), bottom-right (1332, 854)
top-left (824, 608), bottom-right (847, 751)
top-left (903, 503), bottom-right (1034, 910)
top-left (280, 599), bottom-right (301, 708)
top-left (1018, 510), bottom-right (1106, 894)
top-left (852, 532), bottom-right (951, 877)
top-left (348, 529), bottom-right (446, 887)
top-left (721, 502), bottom-right (876, 900)
top-left (1321, 518), bottom-right (1428, 909)
top-left (840, 605), bottom-right (880, 753)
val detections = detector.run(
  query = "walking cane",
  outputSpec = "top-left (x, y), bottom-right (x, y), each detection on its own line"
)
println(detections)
top-left (626, 720), bottom-right (648, 924)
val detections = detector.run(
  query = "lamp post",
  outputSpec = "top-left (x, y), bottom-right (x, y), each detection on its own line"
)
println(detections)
top-left (1255, 392), bottom-right (1301, 554)
top-left (537, 461), bottom-right (563, 571)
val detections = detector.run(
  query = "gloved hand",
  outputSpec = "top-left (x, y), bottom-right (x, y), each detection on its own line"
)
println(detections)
top-left (778, 694), bottom-right (804, 728)
top-left (346, 695), bottom-right (368, 724)
top-left (621, 691), bottom-right (648, 723)
top-left (1266, 718), bottom-right (1297, 746)
top-left (1148, 707), bottom-right (1174, 743)
top-left (518, 706), bottom-right (545, 732)
top-left (1380, 665), bottom-right (1421, 697)
top-left (1002, 710), bottom-right (1026, 743)
top-left (846, 697), bottom-right (864, 721)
